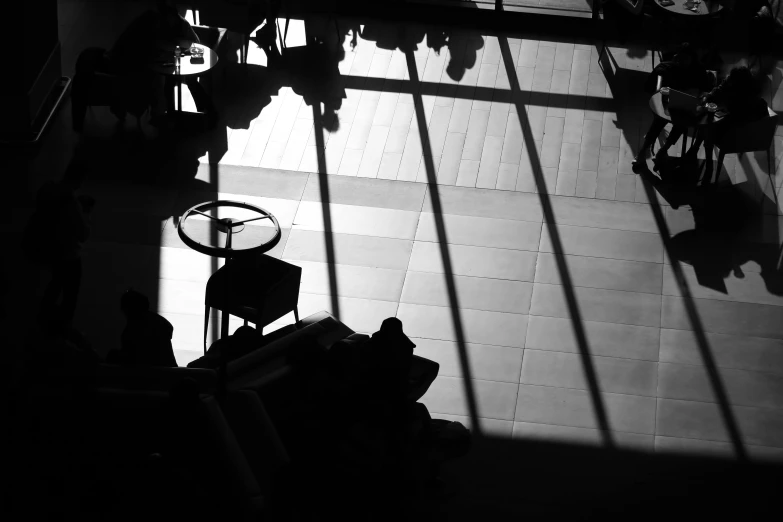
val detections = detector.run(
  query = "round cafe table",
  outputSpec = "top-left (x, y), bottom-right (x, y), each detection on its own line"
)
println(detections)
top-left (149, 43), bottom-right (218, 113)
top-left (178, 200), bottom-right (281, 258)
top-left (648, 90), bottom-right (724, 162)
top-left (651, 0), bottom-right (724, 60)
top-left (178, 200), bottom-right (285, 351)
top-left (651, 0), bottom-right (723, 17)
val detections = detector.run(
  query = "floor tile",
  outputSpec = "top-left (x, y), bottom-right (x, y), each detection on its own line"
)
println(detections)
top-left (337, 148), bottom-right (363, 176)
top-left (292, 260), bottom-right (406, 302)
top-left (357, 126), bottom-right (391, 178)
top-left (520, 349), bottom-right (659, 397)
top-left (661, 296), bottom-right (783, 339)
top-left (600, 112), bottom-right (621, 148)
top-left (518, 39), bottom-right (538, 68)
top-left (377, 152), bottom-right (403, 179)
top-left (535, 252), bottom-right (663, 294)
top-left (475, 135), bottom-right (504, 188)
top-left (554, 169), bottom-right (577, 196)
top-left (413, 337), bottom-right (524, 383)
top-left (512, 422), bottom-right (653, 451)
top-left (401, 271), bottom-right (533, 314)
top-left (654, 436), bottom-right (783, 463)
top-left (659, 328), bottom-right (783, 375)
top-left (433, 413), bottom-right (514, 438)
top-left (548, 195), bottom-right (659, 233)
top-left (421, 184), bottom-right (544, 222)
top-left (157, 278), bottom-right (206, 316)
top-left (656, 398), bottom-right (783, 448)
top-left (462, 110), bottom-right (491, 160)
top-left (579, 119), bottom-right (602, 171)
top-left (302, 173), bottom-right (426, 211)
top-left (427, 105), bottom-right (453, 157)
top-left (157, 246), bottom-right (220, 284)
top-left (422, 376), bottom-right (519, 421)
top-left (500, 127), bottom-right (524, 165)
top-left (281, 293), bottom-right (399, 334)
top-left (372, 92), bottom-right (400, 127)
top-left (514, 384), bottom-right (657, 434)
top-left (530, 282), bottom-right (662, 328)
top-left (415, 212), bottom-right (542, 251)
top-left (558, 142), bottom-right (581, 172)
top-left (614, 174), bottom-right (637, 202)
top-left (438, 133), bottom-right (467, 185)
top-left (282, 229), bottom-right (413, 270)
top-left (487, 105), bottom-right (510, 137)
top-left (397, 303), bottom-right (528, 348)
top-left (658, 362), bottom-right (783, 410)
top-left (575, 170), bottom-right (598, 198)
top-left (525, 315), bottom-right (660, 361)
top-left (455, 159), bottom-right (480, 187)
top-left (662, 262), bottom-right (783, 308)
top-left (539, 223), bottom-right (663, 263)
top-left (496, 163), bottom-right (519, 190)
top-left (278, 119), bottom-right (314, 171)
top-left (448, 98), bottom-right (474, 134)
top-left (293, 201), bottom-right (420, 239)
top-left (409, 241), bottom-right (538, 281)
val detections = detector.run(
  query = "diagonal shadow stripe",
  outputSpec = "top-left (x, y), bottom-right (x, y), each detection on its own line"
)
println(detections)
top-left (637, 171), bottom-right (748, 460)
top-left (497, 36), bottom-right (615, 446)
top-left (340, 75), bottom-right (616, 112)
top-left (312, 104), bottom-right (341, 321)
top-left (405, 49), bottom-right (482, 435)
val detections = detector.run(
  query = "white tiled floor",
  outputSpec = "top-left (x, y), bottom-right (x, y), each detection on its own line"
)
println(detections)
top-left (14, 0), bottom-right (783, 467)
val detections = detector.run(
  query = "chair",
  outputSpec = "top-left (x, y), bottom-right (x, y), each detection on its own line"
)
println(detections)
top-left (71, 47), bottom-right (150, 132)
top-left (712, 107), bottom-right (779, 190)
top-left (204, 254), bottom-right (302, 352)
top-left (191, 24), bottom-right (230, 86)
top-left (183, 0), bottom-right (268, 64)
top-left (598, 1), bottom-right (654, 65)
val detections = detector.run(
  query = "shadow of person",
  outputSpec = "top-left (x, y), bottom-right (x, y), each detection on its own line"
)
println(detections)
top-left (445, 31), bottom-right (484, 82)
top-left (669, 186), bottom-right (783, 295)
top-left (214, 63), bottom-right (281, 130)
top-left (285, 35), bottom-right (347, 132)
top-left (426, 27), bottom-right (448, 56)
top-left (361, 23), bottom-right (427, 53)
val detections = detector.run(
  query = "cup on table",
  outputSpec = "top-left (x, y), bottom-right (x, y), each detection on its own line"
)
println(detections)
top-left (706, 102), bottom-right (717, 114)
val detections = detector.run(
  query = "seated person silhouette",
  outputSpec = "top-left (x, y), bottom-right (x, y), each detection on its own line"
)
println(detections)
top-left (187, 325), bottom-right (261, 369)
top-left (107, 289), bottom-right (177, 367)
top-left (23, 173), bottom-right (93, 334)
top-left (687, 66), bottom-right (769, 181)
top-left (633, 43), bottom-right (715, 173)
top-left (110, 0), bottom-right (216, 124)
top-left (327, 318), bottom-right (439, 458)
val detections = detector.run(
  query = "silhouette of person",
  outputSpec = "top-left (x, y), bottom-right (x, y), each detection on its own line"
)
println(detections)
top-left (187, 324), bottom-right (261, 369)
top-left (632, 43), bottom-right (715, 173)
top-left (110, 0), bottom-right (216, 123)
top-left (445, 31), bottom-right (484, 82)
top-left (687, 65), bottom-right (769, 181)
top-left (107, 289), bottom-right (177, 367)
top-left (254, 0), bottom-right (283, 66)
top-left (23, 171), bottom-right (93, 334)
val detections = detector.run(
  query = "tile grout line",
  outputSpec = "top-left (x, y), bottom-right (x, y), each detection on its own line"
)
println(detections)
top-left (511, 220), bottom-right (546, 424)
top-left (655, 243), bottom-right (665, 451)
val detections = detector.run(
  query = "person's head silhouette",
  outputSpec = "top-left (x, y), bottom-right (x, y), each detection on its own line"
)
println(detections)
top-left (121, 289), bottom-right (150, 321)
top-left (374, 317), bottom-right (416, 351)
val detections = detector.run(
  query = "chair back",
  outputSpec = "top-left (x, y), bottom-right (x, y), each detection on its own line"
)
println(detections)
top-left (612, 0), bottom-right (645, 15)
top-left (716, 108), bottom-right (779, 154)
